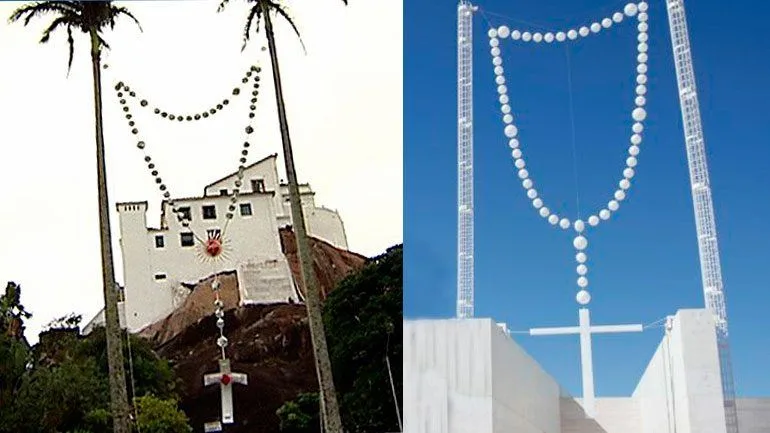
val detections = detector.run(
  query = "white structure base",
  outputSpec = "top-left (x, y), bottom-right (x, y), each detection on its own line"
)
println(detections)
top-left (404, 310), bottom-right (769, 433)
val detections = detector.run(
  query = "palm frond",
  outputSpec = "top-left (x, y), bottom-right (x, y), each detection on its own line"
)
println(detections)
top-left (217, 0), bottom-right (231, 13)
top-left (39, 15), bottom-right (71, 43)
top-left (65, 24), bottom-right (74, 76)
top-left (269, 1), bottom-right (306, 54)
top-left (8, 2), bottom-right (77, 26)
top-left (112, 6), bottom-right (143, 33)
top-left (241, 5), bottom-right (261, 51)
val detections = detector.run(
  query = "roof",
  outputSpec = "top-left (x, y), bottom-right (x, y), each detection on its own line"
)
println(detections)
top-left (203, 153), bottom-right (278, 190)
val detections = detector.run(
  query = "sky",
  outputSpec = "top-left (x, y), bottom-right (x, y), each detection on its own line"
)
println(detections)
top-left (405, 0), bottom-right (770, 398)
top-left (0, 0), bottom-right (402, 342)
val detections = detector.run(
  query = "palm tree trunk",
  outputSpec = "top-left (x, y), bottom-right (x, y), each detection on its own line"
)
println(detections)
top-left (89, 29), bottom-right (131, 433)
top-left (262, 6), bottom-right (344, 433)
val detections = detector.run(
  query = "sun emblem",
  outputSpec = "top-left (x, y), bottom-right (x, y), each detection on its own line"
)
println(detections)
top-left (196, 229), bottom-right (231, 264)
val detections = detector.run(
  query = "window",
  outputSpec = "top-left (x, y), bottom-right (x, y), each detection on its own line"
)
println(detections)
top-left (155, 235), bottom-right (164, 248)
top-left (220, 189), bottom-right (228, 196)
top-left (240, 203), bottom-right (253, 216)
top-left (251, 179), bottom-right (266, 193)
top-left (154, 273), bottom-right (167, 280)
top-left (180, 232), bottom-right (194, 247)
top-left (202, 205), bottom-right (217, 220)
top-left (177, 206), bottom-right (191, 221)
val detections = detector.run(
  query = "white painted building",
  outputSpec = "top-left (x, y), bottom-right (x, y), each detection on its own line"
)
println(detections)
top-left (85, 154), bottom-right (348, 333)
top-left (404, 310), bottom-right (770, 433)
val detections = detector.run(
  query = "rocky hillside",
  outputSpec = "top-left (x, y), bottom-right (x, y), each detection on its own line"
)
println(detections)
top-left (146, 228), bottom-right (367, 432)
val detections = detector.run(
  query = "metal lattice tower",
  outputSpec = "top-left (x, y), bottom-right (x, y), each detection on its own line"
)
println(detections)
top-left (665, 0), bottom-right (738, 430)
top-left (457, 1), bottom-right (476, 319)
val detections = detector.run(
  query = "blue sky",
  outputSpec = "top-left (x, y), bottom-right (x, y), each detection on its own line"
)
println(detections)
top-left (404, 0), bottom-right (770, 397)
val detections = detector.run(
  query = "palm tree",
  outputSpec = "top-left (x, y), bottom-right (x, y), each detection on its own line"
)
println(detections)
top-left (8, 2), bottom-right (141, 432)
top-left (216, 1), bottom-right (347, 431)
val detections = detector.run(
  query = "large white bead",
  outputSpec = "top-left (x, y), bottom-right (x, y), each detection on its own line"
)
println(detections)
top-left (495, 74), bottom-right (505, 84)
top-left (638, 53), bottom-right (648, 63)
top-left (591, 22), bottom-right (601, 33)
top-left (620, 179), bottom-right (631, 190)
top-left (574, 219), bottom-right (585, 232)
top-left (573, 235), bottom-right (588, 250)
top-left (608, 200), bottom-right (620, 211)
top-left (497, 26), bottom-right (511, 38)
top-left (638, 12), bottom-right (648, 22)
top-left (505, 124), bottom-right (518, 137)
top-left (512, 148), bottom-right (522, 159)
top-left (627, 156), bottom-right (638, 167)
top-left (638, 32), bottom-right (648, 43)
top-left (497, 85), bottom-right (508, 95)
top-left (632, 107), bottom-right (647, 121)
top-left (631, 134), bottom-right (642, 145)
top-left (576, 289), bottom-right (591, 305)
top-left (576, 252), bottom-right (587, 263)
top-left (633, 122), bottom-right (644, 133)
top-left (556, 32), bottom-right (566, 42)
top-left (548, 214), bottom-right (559, 225)
top-left (509, 138), bottom-right (519, 148)
top-left (614, 190), bottom-right (626, 201)
top-left (635, 96), bottom-right (646, 107)
top-left (495, 65), bottom-right (505, 75)
top-left (522, 32), bottom-right (532, 41)
top-left (501, 104), bottom-right (511, 113)
top-left (588, 215), bottom-right (600, 226)
top-left (639, 2), bottom-right (649, 12)
top-left (527, 188), bottom-right (537, 199)
top-left (638, 43), bottom-right (648, 53)
top-left (544, 32), bottom-right (555, 43)
top-left (638, 22), bottom-right (648, 32)
top-left (533, 32), bottom-right (543, 42)
top-left (579, 26), bottom-right (590, 37)
top-left (493, 56), bottom-right (503, 66)
top-left (500, 94), bottom-right (509, 104)
top-left (540, 207), bottom-right (550, 217)
top-left (503, 114), bottom-right (513, 124)
top-left (602, 18), bottom-right (613, 28)
top-left (624, 167), bottom-right (635, 179)
top-left (515, 158), bottom-right (526, 169)
top-left (629, 145), bottom-right (640, 156)
top-left (523, 178), bottom-right (533, 189)
top-left (637, 74), bottom-right (648, 85)
top-left (638, 63), bottom-right (648, 74)
top-left (560, 218), bottom-right (571, 229)
top-left (488, 29), bottom-right (498, 38)
top-left (577, 276), bottom-right (589, 288)
top-left (613, 12), bottom-right (624, 23)
top-left (567, 29), bottom-right (578, 40)
top-left (599, 209), bottom-right (611, 220)
top-left (636, 84), bottom-right (647, 95)
top-left (490, 38), bottom-right (499, 47)
top-left (532, 198), bottom-right (543, 208)
top-left (518, 169), bottom-right (529, 179)
top-left (512, 30), bottom-right (522, 40)
top-left (624, 3), bottom-right (639, 16)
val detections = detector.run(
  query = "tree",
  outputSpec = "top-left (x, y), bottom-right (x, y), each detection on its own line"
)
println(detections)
top-left (215, 1), bottom-right (348, 431)
top-left (8, 3), bottom-right (142, 432)
top-left (323, 245), bottom-right (402, 433)
top-left (277, 246), bottom-right (403, 433)
top-left (134, 394), bottom-right (192, 433)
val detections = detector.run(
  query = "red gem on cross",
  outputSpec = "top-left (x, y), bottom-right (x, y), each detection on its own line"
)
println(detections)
top-left (206, 238), bottom-right (222, 257)
top-left (221, 374), bottom-right (232, 385)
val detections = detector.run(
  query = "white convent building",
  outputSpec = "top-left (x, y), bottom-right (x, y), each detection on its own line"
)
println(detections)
top-left (85, 153), bottom-right (348, 333)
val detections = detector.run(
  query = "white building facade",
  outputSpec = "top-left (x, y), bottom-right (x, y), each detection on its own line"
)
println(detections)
top-left (115, 154), bottom-right (348, 332)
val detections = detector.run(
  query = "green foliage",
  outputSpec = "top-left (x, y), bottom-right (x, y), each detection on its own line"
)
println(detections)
top-left (45, 313), bottom-right (83, 332)
top-left (276, 393), bottom-right (320, 433)
top-left (0, 282), bottom-right (32, 335)
top-left (277, 245), bottom-right (402, 433)
top-left (134, 395), bottom-right (191, 433)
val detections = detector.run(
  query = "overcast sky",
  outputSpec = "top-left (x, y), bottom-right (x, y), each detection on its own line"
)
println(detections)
top-left (0, 0), bottom-right (402, 341)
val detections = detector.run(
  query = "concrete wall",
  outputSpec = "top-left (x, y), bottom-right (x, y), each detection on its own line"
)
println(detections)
top-left (561, 398), bottom-right (640, 433)
top-left (404, 319), bottom-right (561, 433)
top-left (632, 309), bottom-right (727, 433)
top-left (736, 398), bottom-right (770, 433)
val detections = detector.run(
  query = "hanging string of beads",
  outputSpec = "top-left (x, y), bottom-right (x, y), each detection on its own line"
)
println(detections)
top-left (487, 2), bottom-right (649, 306)
top-left (112, 64), bottom-right (262, 251)
top-left (211, 276), bottom-right (228, 360)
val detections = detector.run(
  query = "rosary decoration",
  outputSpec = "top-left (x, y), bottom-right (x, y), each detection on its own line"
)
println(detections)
top-left (110, 65), bottom-right (261, 424)
top-left (112, 65), bottom-right (263, 262)
top-left (487, 2), bottom-right (650, 307)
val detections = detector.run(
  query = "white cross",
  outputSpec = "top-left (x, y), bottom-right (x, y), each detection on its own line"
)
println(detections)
top-left (529, 308), bottom-right (643, 418)
top-left (204, 359), bottom-right (248, 424)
